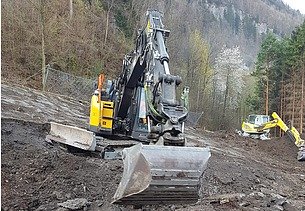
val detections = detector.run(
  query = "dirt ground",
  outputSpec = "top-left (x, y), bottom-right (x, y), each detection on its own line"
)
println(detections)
top-left (1, 84), bottom-right (305, 211)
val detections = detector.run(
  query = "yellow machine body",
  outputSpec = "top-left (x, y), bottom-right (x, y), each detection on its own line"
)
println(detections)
top-left (89, 93), bottom-right (114, 133)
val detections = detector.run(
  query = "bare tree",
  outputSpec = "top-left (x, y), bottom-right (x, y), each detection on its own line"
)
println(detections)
top-left (69, 0), bottom-right (73, 21)
top-left (214, 46), bottom-right (247, 126)
top-left (40, 0), bottom-right (46, 91)
top-left (104, 0), bottom-right (114, 45)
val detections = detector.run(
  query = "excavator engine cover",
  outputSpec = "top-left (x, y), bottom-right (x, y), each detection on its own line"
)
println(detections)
top-left (113, 144), bottom-right (211, 205)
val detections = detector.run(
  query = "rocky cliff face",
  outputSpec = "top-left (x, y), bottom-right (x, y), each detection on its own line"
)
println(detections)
top-left (138, 0), bottom-right (304, 67)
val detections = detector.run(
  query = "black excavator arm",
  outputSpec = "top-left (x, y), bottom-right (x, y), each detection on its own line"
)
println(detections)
top-left (112, 10), bottom-right (187, 145)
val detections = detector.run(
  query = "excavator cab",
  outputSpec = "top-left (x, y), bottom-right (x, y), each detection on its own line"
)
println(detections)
top-left (247, 115), bottom-right (270, 125)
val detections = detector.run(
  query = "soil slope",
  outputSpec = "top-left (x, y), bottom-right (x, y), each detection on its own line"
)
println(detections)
top-left (1, 84), bottom-right (305, 211)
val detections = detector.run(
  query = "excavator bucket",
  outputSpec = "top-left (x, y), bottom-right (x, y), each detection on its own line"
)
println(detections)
top-left (297, 146), bottom-right (305, 161)
top-left (113, 143), bottom-right (211, 205)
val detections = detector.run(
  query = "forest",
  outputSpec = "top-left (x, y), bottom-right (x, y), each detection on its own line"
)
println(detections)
top-left (1, 0), bottom-right (304, 131)
top-left (251, 22), bottom-right (305, 134)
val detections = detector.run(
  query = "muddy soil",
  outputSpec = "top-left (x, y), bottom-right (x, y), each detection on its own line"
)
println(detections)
top-left (1, 119), bottom-right (123, 211)
top-left (1, 84), bottom-right (305, 211)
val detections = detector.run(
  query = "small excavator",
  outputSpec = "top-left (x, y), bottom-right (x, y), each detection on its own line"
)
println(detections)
top-left (48, 10), bottom-right (210, 206)
top-left (241, 112), bottom-right (305, 161)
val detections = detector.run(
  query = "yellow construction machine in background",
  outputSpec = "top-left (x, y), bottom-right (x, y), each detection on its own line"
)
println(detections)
top-left (241, 112), bottom-right (305, 161)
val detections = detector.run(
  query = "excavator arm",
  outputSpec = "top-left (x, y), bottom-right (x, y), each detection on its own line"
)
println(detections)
top-left (255, 112), bottom-right (305, 161)
top-left (111, 10), bottom-right (187, 145)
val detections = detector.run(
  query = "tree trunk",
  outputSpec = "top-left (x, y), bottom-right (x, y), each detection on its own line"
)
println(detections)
top-left (265, 78), bottom-right (269, 115)
top-left (292, 70), bottom-right (295, 124)
top-left (264, 57), bottom-right (270, 116)
top-left (69, 0), bottom-right (73, 21)
top-left (222, 69), bottom-right (230, 122)
top-left (196, 78), bottom-right (201, 112)
top-left (40, 0), bottom-right (46, 91)
top-left (104, 0), bottom-right (113, 45)
top-left (280, 73), bottom-right (284, 136)
top-left (301, 67), bottom-right (304, 133)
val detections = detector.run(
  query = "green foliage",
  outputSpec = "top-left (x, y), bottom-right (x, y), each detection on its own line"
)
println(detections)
top-left (243, 15), bottom-right (257, 41)
top-left (66, 56), bottom-right (78, 72)
top-left (289, 21), bottom-right (305, 69)
top-left (224, 6), bottom-right (234, 28)
top-left (223, 5), bottom-right (240, 34)
top-left (250, 21), bottom-right (305, 115)
top-left (186, 30), bottom-right (213, 111)
top-left (114, 8), bottom-right (133, 38)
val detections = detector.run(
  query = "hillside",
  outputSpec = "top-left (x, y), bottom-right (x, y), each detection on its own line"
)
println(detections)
top-left (155, 0), bottom-right (304, 68)
top-left (1, 0), bottom-right (304, 89)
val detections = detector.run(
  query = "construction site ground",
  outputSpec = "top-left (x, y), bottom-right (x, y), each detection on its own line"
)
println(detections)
top-left (1, 83), bottom-right (305, 211)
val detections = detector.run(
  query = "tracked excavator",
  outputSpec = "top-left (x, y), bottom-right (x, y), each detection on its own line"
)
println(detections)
top-left (48, 10), bottom-right (210, 206)
top-left (241, 112), bottom-right (305, 161)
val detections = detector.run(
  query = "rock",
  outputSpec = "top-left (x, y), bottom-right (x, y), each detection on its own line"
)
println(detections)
top-left (58, 198), bottom-right (89, 210)
top-left (170, 205), bottom-right (176, 210)
top-left (239, 201), bottom-right (250, 207)
top-left (266, 173), bottom-right (276, 180)
top-left (297, 190), bottom-right (305, 197)
top-left (272, 205), bottom-right (284, 211)
top-left (17, 107), bottom-right (24, 112)
top-left (56, 208), bottom-right (69, 211)
top-left (35, 205), bottom-right (46, 211)
top-left (220, 198), bottom-right (229, 204)
top-left (270, 193), bottom-right (286, 206)
top-left (53, 191), bottom-right (63, 200)
top-left (65, 193), bottom-right (72, 199)
top-left (248, 192), bottom-right (265, 199)
top-left (260, 187), bottom-right (275, 195)
top-left (206, 193), bottom-right (245, 203)
top-left (270, 193), bottom-right (285, 200)
top-left (254, 178), bottom-right (260, 184)
top-left (95, 200), bottom-right (103, 207)
top-left (28, 198), bottom-right (40, 208)
top-left (214, 173), bottom-right (234, 185)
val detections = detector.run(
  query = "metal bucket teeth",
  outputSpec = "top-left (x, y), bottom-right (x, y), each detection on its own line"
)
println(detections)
top-left (112, 143), bottom-right (211, 205)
